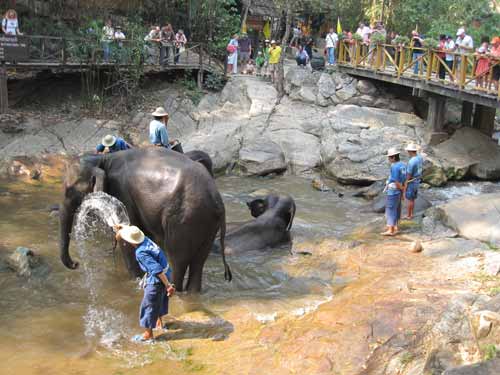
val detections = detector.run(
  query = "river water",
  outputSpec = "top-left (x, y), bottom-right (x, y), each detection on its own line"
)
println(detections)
top-left (0, 174), bottom-right (496, 374)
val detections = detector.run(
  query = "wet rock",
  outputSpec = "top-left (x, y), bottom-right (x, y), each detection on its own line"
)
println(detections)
top-left (484, 252), bottom-right (500, 276)
top-left (8, 159), bottom-right (42, 180)
top-left (409, 240), bottom-right (423, 253)
top-left (352, 180), bottom-right (385, 199)
top-left (321, 105), bottom-right (424, 184)
top-left (238, 138), bottom-right (287, 176)
top-left (422, 238), bottom-right (487, 259)
top-left (6, 247), bottom-right (49, 278)
top-left (345, 95), bottom-right (377, 107)
top-left (334, 80), bottom-right (358, 102)
top-left (290, 85), bottom-right (317, 103)
top-left (442, 359), bottom-right (500, 375)
top-left (437, 193), bottom-right (500, 246)
top-left (476, 313), bottom-right (493, 338)
top-left (422, 207), bottom-right (458, 240)
top-left (248, 188), bottom-right (272, 198)
top-left (312, 178), bottom-right (332, 192)
top-left (356, 80), bottom-right (377, 95)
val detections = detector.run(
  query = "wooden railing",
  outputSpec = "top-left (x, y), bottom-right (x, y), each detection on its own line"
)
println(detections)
top-left (337, 40), bottom-right (500, 100)
top-left (2, 34), bottom-right (220, 71)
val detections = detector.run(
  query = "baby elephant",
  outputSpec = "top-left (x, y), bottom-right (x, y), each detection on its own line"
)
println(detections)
top-left (218, 194), bottom-right (296, 255)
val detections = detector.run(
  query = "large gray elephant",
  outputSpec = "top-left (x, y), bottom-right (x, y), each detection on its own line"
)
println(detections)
top-left (215, 194), bottom-right (296, 254)
top-left (59, 148), bottom-right (231, 292)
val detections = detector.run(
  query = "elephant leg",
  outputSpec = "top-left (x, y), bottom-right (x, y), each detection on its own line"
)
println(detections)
top-left (185, 241), bottom-right (212, 293)
top-left (172, 260), bottom-right (189, 292)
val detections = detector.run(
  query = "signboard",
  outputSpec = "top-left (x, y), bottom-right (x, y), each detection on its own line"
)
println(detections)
top-left (0, 36), bottom-right (29, 62)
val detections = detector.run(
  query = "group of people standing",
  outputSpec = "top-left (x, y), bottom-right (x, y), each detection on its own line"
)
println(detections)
top-left (382, 144), bottom-right (423, 237)
top-left (144, 24), bottom-right (187, 66)
top-left (227, 35), bottom-right (282, 83)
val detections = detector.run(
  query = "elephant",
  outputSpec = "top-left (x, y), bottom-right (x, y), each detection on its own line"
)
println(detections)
top-left (59, 148), bottom-right (231, 292)
top-left (184, 150), bottom-right (214, 177)
top-left (215, 194), bottom-right (296, 254)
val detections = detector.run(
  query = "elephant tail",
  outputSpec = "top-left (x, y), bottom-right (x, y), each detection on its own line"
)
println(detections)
top-left (287, 201), bottom-right (296, 231)
top-left (220, 214), bottom-right (233, 282)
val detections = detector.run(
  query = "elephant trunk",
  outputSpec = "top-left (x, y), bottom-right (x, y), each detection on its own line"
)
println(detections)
top-left (59, 198), bottom-right (80, 269)
top-left (219, 212), bottom-right (232, 282)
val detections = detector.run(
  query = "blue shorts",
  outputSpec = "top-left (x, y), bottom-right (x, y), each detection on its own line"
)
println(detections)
top-left (386, 193), bottom-right (401, 227)
top-left (405, 180), bottom-right (420, 201)
top-left (139, 283), bottom-right (169, 329)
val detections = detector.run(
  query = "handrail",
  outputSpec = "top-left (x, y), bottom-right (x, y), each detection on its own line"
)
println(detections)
top-left (337, 40), bottom-right (500, 100)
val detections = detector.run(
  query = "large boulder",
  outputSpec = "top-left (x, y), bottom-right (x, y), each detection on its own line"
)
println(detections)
top-left (321, 105), bottom-right (425, 184)
top-left (356, 80), bottom-right (377, 95)
top-left (443, 359), bottom-right (500, 375)
top-left (437, 193), bottom-right (500, 246)
top-left (317, 73), bottom-right (336, 98)
top-left (238, 138), bottom-right (287, 176)
top-left (429, 127), bottom-right (500, 183)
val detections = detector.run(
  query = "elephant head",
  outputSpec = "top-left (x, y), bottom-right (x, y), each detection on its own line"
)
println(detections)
top-left (246, 198), bottom-right (267, 218)
top-left (59, 155), bottom-right (105, 269)
top-left (246, 195), bottom-right (296, 231)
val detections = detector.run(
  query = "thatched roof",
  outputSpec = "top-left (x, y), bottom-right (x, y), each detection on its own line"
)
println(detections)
top-left (241, 0), bottom-right (280, 17)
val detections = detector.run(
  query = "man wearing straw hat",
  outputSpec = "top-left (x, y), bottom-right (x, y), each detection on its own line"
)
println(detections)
top-left (115, 224), bottom-right (175, 341)
top-left (381, 147), bottom-right (406, 236)
top-left (404, 143), bottom-right (423, 220)
top-left (96, 134), bottom-right (131, 154)
top-left (149, 106), bottom-right (176, 149)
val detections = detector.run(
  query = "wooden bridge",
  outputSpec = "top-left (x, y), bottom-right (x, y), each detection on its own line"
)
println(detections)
top-left (0, 35), bottom-right (223, 112)
top-left (335, 40), bottom-right (500, 143)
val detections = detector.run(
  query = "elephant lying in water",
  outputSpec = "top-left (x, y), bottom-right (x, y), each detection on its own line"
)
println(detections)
top-left (59, 148), bottom-right (231, 292)
top-left (216, 194), bottom-right (296, 254)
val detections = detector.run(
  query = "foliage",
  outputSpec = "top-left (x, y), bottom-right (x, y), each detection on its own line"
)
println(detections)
top-left (482, 344), bottom-right (498, 361)
top-left (179, 73), bottom-right (203, 105)
top-left (352, 33), bottom-right (363, 41)
top-left (204, 72), bottom-right (227, 91)
top-left (393, 35), bottom-right (410, 45)
top-left (400, 352), bottom-right (415, 366)
top-left (370, 33), bottom-right (386, 44)
top-left (423, 38), bottom-right (439, 49)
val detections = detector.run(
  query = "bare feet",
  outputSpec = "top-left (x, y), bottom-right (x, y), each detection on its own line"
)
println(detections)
top-left (143, 329), bottom-right (154, 340)
top-left (380, 230), bottom-right (395, 236)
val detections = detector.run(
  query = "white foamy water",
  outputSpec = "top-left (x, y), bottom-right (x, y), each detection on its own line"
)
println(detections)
top-left (74, 192), bottom-right (131, 346)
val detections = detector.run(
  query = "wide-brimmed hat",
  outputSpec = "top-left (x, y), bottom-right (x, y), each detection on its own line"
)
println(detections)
top-left (387, 147), bottom-right (400, 157)
top-left (102, 134), bottom-right (117, 147)
top-left (405, 143), bottom-right (418, 152)
top-left (151, 106), bottom-right (169, 117)
top-left (118, 225), bottom-right (145, 245)
top-left (456, 28), bottom-right (465, 36)
top-left (271, 40), bottom-right (276, 44)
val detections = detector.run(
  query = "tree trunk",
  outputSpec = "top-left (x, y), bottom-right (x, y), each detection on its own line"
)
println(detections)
top-left (275, 4), bottom-right (292, 100)
top-left (241, 0), bottom-right (252, 32)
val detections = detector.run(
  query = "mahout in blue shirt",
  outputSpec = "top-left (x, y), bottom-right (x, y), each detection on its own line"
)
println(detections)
top-left (387, 161), bottom-right (407, 195)
top-left (149, 119), bottom-right (170, 148)
top-left (407, 155), bottom-right (423, 179)
top-left (95, 137), bottom-right (130, 153)
top-left (135, 237), bottom-right (172, 285)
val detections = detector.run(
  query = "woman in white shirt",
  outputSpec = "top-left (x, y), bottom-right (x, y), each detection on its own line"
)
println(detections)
top-left (2, 9), bottom-right (21, 36)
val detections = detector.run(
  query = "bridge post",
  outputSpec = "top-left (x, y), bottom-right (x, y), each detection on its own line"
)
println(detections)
top-left (425, 94), bottom-right (447, 145)
top-left (461, 101), bottom-right (473, 127)
top-left (0, 63), bottom-right (8, 113)
top-left (473, 104), bottom-right (496, 136)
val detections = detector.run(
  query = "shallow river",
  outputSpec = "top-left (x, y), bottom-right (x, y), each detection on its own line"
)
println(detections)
top-left (0, 174), bottom-right (496, 374)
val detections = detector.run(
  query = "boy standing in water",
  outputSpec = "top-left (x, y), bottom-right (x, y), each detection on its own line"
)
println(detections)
top-left (381, 148), bottom-right (406, 236)
top-left (115, 225), bottom-right (175, 341)
top-left (404, 144), bottom-right (423, 220)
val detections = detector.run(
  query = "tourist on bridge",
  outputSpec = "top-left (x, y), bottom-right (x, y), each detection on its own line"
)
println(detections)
top-left (96, 135), bottom-right (131, 154)
top-left (2, 9), bottom-right (22, 36)
top-left (227, 34), bottom-right (239, 74)
top-left (114, 26), bottom-right (126, 48)
top-left (114, 225), bottom-right (175, 342)
top-left (475, 37), bottom-right (491, 89)
top-left (489, 37), bottom-right (500, 92)
top-left (102, 19), bottom-right (114, 63)
top-left (160, 24), bottom-right (175, 66)
top-left (174, 29), bottom-right (187, 64)
top-left (455, 28), bottom-right (474, 72)
top-left (144, 26), bottom-right (161, 64)
top-left (381, 148), bottom-right (406, 236)
top-left (404, 144), bottom-right (423, 220)
top-left (444, 35), bottom-right (456, 81)
top-left (149, 107), bottom-right (177, 149)
top-left (239, 33), bottom-right (252, 69)
top-left (411, 30), bottom-right (424, 75)
top-left (325, 28), bottom-right (338, 66)
top-left (268, 40), bottom-right (282, 83)
top-left (295, 45), bottom-right (309, 67)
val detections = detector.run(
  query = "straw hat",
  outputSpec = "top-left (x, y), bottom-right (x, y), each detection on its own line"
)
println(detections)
top-left (405, 143), bottom-right (418, 152)
top-left (387, 147), bottom-right (400, 157)
top-left (151, 107), bottom-right (169, 117)
top-left (102, 134), bottom-right (117, 147)
top-left (118, 225), bottom-right (145, 245)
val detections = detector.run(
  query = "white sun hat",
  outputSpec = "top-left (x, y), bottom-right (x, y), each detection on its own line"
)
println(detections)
top-left (271, 39), bottom-right (276, 44)
top-left (387, 147), bottom-right (400, 157)
top-left (405, 143), bottom-right (419, 152)
top-left (118, 225), bottom-right (145, 245)
top-left (151, 106), bottom-right (169, 117)
top-left (102, 134), bottom-right (117, 147)
top-left (456, 28), bottom-right (465, 36)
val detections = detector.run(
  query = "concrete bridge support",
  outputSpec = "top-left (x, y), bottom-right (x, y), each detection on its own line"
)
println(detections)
top-left (473, 104), bottom-right (496, 136)
top-left (461, 101), bottom-right (473, 128)
top-left (426, 94), bottom-right (448, 145)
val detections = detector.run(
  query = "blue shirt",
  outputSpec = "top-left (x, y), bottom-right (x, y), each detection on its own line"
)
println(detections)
top-left (149, 120), bottom-right (170, 148)
top-left (135, 237), bottom-right (172, 285)
top-left (407, 155), bottom-right (423, 179)
top-left (96, 137), bottom-right (130, 153)
top-left (387, 161), bottom-right (407, 196)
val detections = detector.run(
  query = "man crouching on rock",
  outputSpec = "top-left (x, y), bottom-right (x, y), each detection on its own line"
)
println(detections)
top-left (114, 224), bottom-right (175, 341)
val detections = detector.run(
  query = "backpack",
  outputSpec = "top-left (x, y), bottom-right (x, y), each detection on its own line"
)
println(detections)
top-left (227, 44), bottom-right (236, 53)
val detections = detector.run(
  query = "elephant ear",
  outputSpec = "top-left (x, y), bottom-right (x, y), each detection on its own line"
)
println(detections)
top-left (91, 167), bottom-right (106, 192)
top-left (247, 198), bottom-right (266, 218)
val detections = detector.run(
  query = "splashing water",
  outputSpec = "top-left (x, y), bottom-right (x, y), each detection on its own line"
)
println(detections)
top-left (74, 192), bottom-right (130, 347)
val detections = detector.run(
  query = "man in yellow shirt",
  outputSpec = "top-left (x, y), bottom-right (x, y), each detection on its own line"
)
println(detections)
top-left (268, 40), bottom-right (282, 83)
